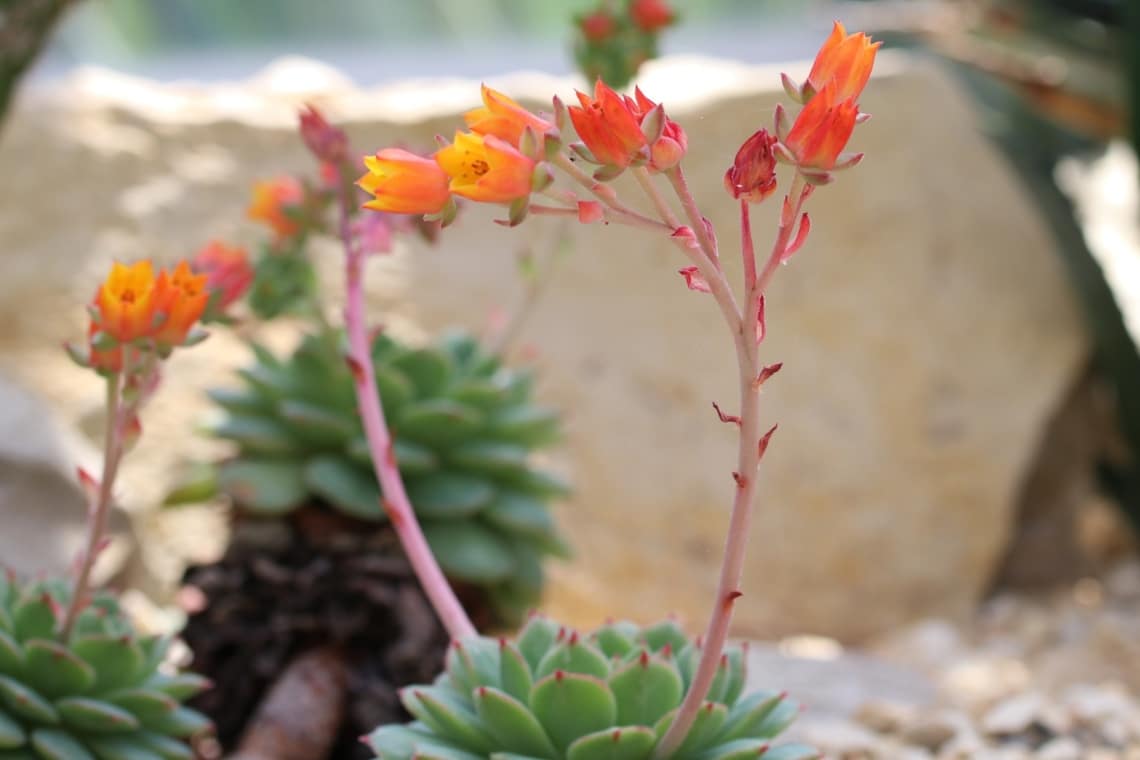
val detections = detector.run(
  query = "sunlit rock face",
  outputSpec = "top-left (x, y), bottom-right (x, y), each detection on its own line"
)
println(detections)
top-left (0, 54), bottom-right (1087, 639)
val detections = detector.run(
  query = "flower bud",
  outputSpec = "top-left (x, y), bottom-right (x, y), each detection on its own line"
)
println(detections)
top-left (724, 129), bottom-right (778, 203)
top-left (298, 104), bottom-right (349, 164)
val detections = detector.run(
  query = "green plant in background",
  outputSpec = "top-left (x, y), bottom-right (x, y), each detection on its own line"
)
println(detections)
top-left (0, 0), bottom-right (77, 136)
top-left (0, 575), bottom-right (209, 760)
top-left (188, 325), bottom-right (568, 623)
top-left (572, 0), bottom-right (677, 88)
top-left (368, 616), bottom-right (810, 760)
top-left (873, 0), bottom-right (1140, 535)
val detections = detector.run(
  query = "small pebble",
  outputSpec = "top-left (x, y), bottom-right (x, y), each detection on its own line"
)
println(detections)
top-left (1034, 737), bottom-right (1081, 760)
top-left (982, 692), bottom-right (1045, 736)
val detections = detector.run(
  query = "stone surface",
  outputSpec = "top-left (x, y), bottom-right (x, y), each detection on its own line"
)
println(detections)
top-left (0, 372), bottom-right (130, 578)
top-left (0, 53), bottom-right (1087, 639)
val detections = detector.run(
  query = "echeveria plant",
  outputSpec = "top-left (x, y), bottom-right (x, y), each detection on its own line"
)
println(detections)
top-left (320, 19), bottom-right (878, 760)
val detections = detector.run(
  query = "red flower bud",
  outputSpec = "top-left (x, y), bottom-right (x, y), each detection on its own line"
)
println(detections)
top-left (298, 104), bottom-right (349, 164)
top-left (724, 129), bottom-right (778, 203)
top-left (630, 0), bottom-right (676, 32)
top-left (579, 10), bottom-right (617, 42)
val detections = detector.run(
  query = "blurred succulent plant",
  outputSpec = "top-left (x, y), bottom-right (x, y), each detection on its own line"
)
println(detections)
top-left (0, 572), bottom-right (210, 760)
top-left (179, 327), bottom-right (568, 623)
top-left (367, 616), bottom-right (815, 760)
top-left (572, 0), bottom-right (677, 89)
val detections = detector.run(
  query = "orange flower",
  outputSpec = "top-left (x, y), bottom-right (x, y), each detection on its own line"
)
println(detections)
top-left (568, 80), bottom-right (647, 168)
top-left (358, 149), bottom-right (451, 214)
top-left (435, 131), bottom-right (535, 204)
top-left (783, 84), bottom-right (859, 171)
top-left (724, 128), bottom-right (778, 202)
top-left (246, 176), bottom-right (304, 238)
top-left (94, 260), bottom-right (158, 343)
top-left (151, 261), bottom-right (209, 346)
top-left (805, 21), bottom-right (880, 102)
top-left (191, 241), bottom-right (253, 309)
top-left (464, 84), bottom-right (554, 147)
top-left (630, 0), bottom-right (676, 32)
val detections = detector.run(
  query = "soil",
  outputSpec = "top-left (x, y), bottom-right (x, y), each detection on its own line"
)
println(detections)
top-left (179, 505), bottom-right (456, 760)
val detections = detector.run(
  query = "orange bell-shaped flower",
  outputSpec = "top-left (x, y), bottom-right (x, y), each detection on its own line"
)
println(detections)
top-left (435, 131), bottom-right (536, 204)
top-left (358, 149), bottom-right (452, 215)
top-left (804, 21), bottom-right (880, 102)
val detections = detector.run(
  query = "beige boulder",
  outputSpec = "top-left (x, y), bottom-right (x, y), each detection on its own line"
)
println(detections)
top-left (0, 54), bottom-right (1086, 639)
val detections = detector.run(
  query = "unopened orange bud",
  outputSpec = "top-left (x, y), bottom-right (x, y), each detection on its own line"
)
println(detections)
top-left (783, 84), bottom-right (859, 171)
top-left (464, 85), bottom-right (554, 147)
top-left (805, 21), bottom-right (880, 102)
top-left (358, 149), bottom-right (452, 215)
top-left (435, 131), bottom-right (535, 204)
top-left (724, 129), bottom-right (778, 203)
top-left (246, 176), bottom-right (305, 239)
top-left (625, 88), bottom-right (687, 172)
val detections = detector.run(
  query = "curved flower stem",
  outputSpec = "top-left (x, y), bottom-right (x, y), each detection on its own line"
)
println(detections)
top-left (653, 170), bottom-right (810, 759)
top-left (59, 370), bottom-right (123, 641)
top-left (549, 153), bottom-right (670, 231)
top-left (632, 167), bottom-right (679, 229)
top-left (337, 180), bottom-right (476, 642)
top-left (529, 203), bottom-right (672, 233)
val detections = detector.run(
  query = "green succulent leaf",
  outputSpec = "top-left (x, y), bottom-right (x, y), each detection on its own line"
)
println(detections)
top-left (392, 348), bottom-right (453, 398)
top-left (449, 379), bottom-right (508, 410)
top-left (447, 443), bottom-right (530, 477)
top-left (279, 399), bottom-right (356, 441)
top-left (482, 492), bottom-right (558, 539)
top-left (205, 386), bottom-right (272, 414)
top-left (498, 642), bottom-right (533, 705)
top-left (752, 699), bottom-right (799, 740)
top-left (717, 691), bottom-right (785, 744)
top-left (393, 440), bottom-right (440, 474)
top-left (405, 474), bottom-right (496, 520)
top-left (721, 648), bottom-right (746, 707)
top-left (70, 636), bottom-right (144, 693)
top-left (304, 456), bottom-right (383, 520)
top-left (217, 459), bottom-right (306, 514)
top-left (529, 672), bottom-right (616, 754)
top-left (608, 651), bottom-right (684, 727)
top-left (0, 675), bottom-right (58, 724)
top-left (373, 366), bottom-right (415, 413)
top-left (401, 688), bottom-right (495, 754)
top-left (57, 697), bottom-right (140, 733)
top-left (0, 709), bottom-right (25, 748)
top-left (133, 731), bottom-right (193, 760)
top-left (142, 674), bottom-right (210, 702)
top-left (565, 725), bottom-right (656, 760)
top-left (367, 724), bottom-right (482, 760)
top-left (656, 702), bottom-right (729, 757)
top-left (22, 640), bottom-right (96, 698)
top-left (516, 617), bottom-right (561, 673)
top-left (12, 595), bottom-right (57, 642)
top-left (84, 734), bottom-right (166, 760)
top-left (0, 631), bottom-right (23, 675)
top-left (30, 729), bottom-right (95, 760)
top-left (640, 621), bottom-right (689, 655)
top-left (534, 635), bottom-right (609, 681)
top-left (488, 407), bottom-right (561, 447)
top-left (141, 706), bottom-right (210, 738)
top-left (590, 622), bottom-right (641, 660)
top-left (473, 687), bottom-right (557, 758)
top-left (423, 522), bottom-right (515, 583)
top-left (496, 469), bottom-right (570, 500)
top-left (210, 415), bottom-right (297, 455)
top-left (105, 690), bottom-right (177, 727)
top-left (0, 750), bottom-right (37, 760)
top-left (397, 400), bottom-right (484, 446)
top-left (445, 638), bottom-right (501, 700)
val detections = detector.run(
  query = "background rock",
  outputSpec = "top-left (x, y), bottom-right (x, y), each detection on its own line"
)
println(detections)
top-left (0, 53), bottom-right (1087, 640)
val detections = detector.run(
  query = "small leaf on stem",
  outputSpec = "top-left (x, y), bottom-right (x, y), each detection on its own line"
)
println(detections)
top-left (756, 362), bottom-right (783, 386)
top-left (780, 72), bottom-right (803, 103)
top-left (758, 424), bottom-right (778, 459)
top-left (678, 266), bottom-right (710, 293)
top-left (712, 401), bottom-right (741, 426)
top-left (755, 295), bottom-right (766, 345)
top-left (782, 213), bottom-right (811, 261)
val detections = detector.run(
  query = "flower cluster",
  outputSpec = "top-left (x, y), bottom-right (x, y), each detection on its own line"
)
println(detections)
top-left (725, 21), bottom-right (878, 200)
top-left (79, 259), bottom-right (208, 373)
top-left (191, 240), bottom-right (254, 318)
top-left (357, 85), bottom-right (557, 223)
